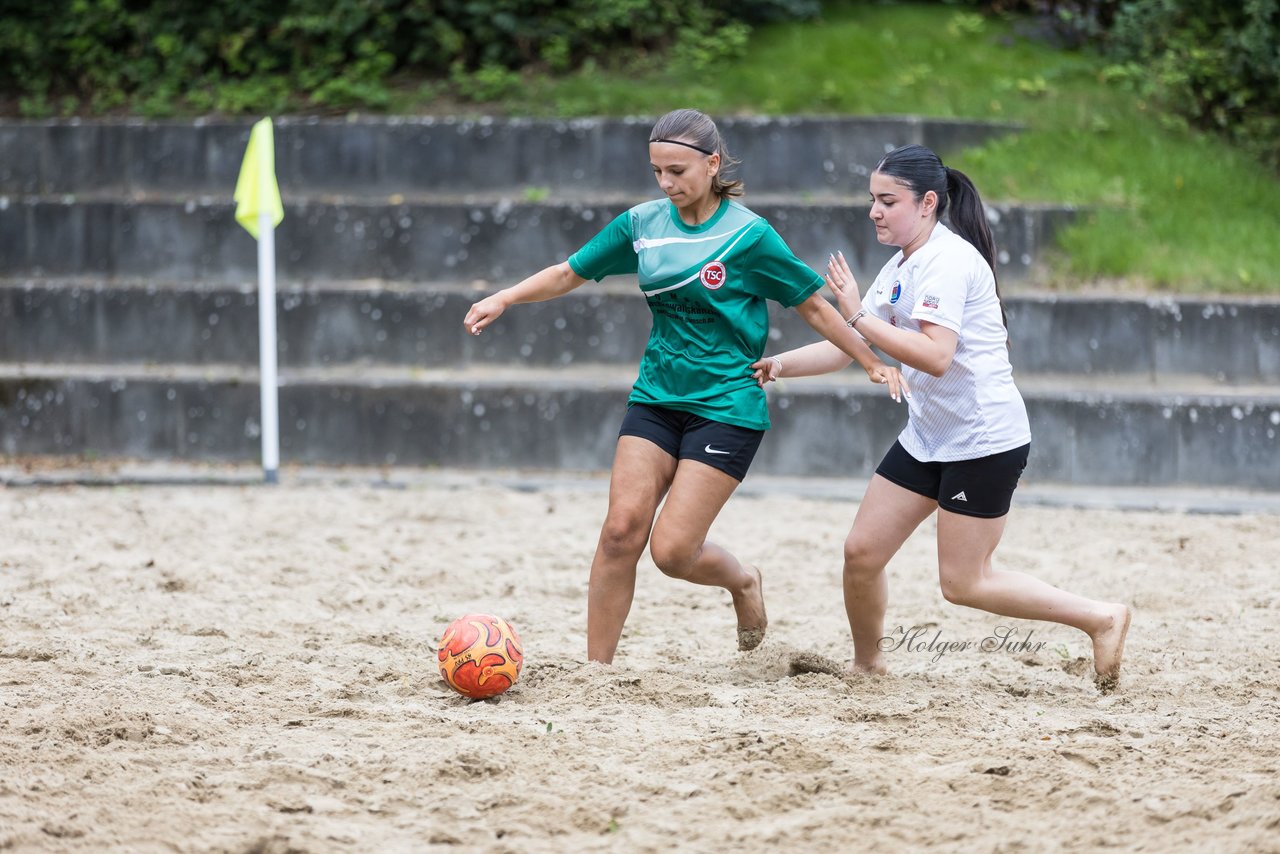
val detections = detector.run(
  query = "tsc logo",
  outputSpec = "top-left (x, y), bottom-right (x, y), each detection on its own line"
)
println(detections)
top-left (700, 261), bottom-right (726, 290)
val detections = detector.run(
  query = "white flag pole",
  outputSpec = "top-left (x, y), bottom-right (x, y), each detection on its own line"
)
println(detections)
top-left (257, 209), bottom-right (281, 484)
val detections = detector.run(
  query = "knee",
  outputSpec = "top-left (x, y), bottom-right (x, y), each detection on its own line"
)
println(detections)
top-left (938, 568), bottom-right (978, 606)
top-left (649, 535), bottom-right (698, 580)
top-left (597, 514), bottom-right (650, 562)
top-left (842, 536), bottom-right (882, 585)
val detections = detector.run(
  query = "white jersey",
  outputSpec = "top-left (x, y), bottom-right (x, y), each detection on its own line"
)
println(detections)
top-left (866, 223), bottom-right (1031, 462)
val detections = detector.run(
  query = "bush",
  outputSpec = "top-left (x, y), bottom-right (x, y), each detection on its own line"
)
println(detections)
top-left (0, 0), bottom-right (819, 116)
top-left (974, 0), bottom-right (1279, 168)
top-left (1105, 0), bottom-right (1279, 169)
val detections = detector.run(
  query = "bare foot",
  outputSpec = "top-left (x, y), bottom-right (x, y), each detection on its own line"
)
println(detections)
top-left (733, 565), bottom-right (767, 651)
top-left (1092, 603), bottom-right (1131, 692)
top-left (846, 657), bottom-right (888, 677)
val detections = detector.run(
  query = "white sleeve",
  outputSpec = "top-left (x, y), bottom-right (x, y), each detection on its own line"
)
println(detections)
top-left (909, 249), bottom-right (967, 334)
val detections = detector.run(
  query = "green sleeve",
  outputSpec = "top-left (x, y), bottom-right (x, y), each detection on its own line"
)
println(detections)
top-left (568, 211), bottom-right (637, 281)
top-left (742, 224), bottom-right (824, 307)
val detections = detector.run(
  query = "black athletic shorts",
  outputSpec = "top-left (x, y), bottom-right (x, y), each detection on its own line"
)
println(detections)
top-left (875, 440), bottom-right (1031, 519)
top-left (618, 403), bottom-right (765, 482)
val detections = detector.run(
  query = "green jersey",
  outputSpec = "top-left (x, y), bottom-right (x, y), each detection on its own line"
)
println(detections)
top-left (568, 198), bottom-right (822, 430)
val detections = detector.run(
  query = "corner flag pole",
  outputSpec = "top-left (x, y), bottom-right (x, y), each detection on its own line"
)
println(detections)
top-left (234, 117), bottom-right (285, 484)
top-left (256, 207), bottom-right (280, 484)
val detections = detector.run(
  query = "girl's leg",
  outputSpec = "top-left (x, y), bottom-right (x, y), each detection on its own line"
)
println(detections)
top-left (587, 437), bottom-right (678, 664)
top-left (647, 459), bottom-right (766, 649)
top-left (843, 475), bottom-right (939, 674)
top-left (935, 509), bottom-right (1131, 683)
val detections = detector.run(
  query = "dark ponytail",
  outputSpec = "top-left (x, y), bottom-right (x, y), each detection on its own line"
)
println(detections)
top-left (874, 144), bottom-right (1007, 331)
top-left (943, 166), bottom-right (997, 285)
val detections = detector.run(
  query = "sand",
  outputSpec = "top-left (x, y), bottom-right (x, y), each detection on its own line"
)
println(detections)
top-left (2, 473), bottom-right (1278, 852)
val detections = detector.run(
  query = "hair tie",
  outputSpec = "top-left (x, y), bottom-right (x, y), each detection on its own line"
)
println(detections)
top-left (649, 137), bottom-right (714, 156)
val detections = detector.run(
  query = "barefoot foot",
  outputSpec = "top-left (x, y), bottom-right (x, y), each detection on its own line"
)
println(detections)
top-left (846, 657), bottom-right (888, 677)
top-left (1092, 603), bottom-right (1131, 692)
top-left (734, 565), bottom-right (767, 651)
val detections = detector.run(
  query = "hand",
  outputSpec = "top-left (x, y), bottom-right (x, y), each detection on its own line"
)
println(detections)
top-left (824, 250), bottom-right (862, 320)
top-left (866, 363), bottom-right (910, 403)
top-left (750, 355), bottom-right (783, 388)
top-left (463, 292), bottom-right (508, 335)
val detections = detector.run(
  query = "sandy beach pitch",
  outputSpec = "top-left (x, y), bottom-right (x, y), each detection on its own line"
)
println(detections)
top-left (2, 476), bottom-right (1277, 851)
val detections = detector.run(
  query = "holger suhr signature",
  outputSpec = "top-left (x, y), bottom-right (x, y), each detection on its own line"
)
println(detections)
top-left (879, 625), bottom-right (1048, 664)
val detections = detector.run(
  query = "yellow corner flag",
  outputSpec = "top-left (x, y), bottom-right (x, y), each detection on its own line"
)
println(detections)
top-left (234, 117), bottom-right (284, 239)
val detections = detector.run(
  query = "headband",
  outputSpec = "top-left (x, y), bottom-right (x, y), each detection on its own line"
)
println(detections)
top-left (649, 137), bottom-right (715, 156)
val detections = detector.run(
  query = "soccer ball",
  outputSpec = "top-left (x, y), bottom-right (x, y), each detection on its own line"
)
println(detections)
top-left (437, 613), bottom-right (524, 699)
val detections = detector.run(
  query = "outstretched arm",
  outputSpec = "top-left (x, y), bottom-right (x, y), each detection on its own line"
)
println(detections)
top-left (463, 261), bottom-right (587, 335)
top-left (749, 291), bottom-right (907, 401)
top-left (792, 290), bottom-right (880, 373)
top-left (756, 339), bottom-right (854, 380)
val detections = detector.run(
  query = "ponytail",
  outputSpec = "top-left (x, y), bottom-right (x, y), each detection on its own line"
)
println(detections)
top-left (943, 166), bottom-right (998, 287)
top-left (875, 144), bottom-right (1007, 334)
top-left (944, 166), bottom-right (1008, 334)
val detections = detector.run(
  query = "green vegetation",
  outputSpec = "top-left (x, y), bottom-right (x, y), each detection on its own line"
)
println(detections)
top-left (495, 3), bottom-right (1280, 293)
top-left (0, 0), bottom-right (1275, 291)
top-left (0, 0), bottom-right (817, 117)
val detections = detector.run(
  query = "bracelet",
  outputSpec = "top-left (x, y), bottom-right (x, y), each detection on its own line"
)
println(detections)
top-left (770, 355), bottom-right (783, 379)
top-left (845, 308), bottom-right (868, 328)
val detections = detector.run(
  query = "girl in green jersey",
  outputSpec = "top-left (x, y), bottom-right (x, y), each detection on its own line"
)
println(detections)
top-left (464, 109), bottom-right (905, 664)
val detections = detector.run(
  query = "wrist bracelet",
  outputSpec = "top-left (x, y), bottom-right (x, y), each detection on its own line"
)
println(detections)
top-left (845, 308), bottom-right (868, 328)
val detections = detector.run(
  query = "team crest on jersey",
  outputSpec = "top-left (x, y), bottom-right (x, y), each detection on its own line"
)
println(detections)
top-left (889, 280), bottom-right (902, 304)
top-left (922, 293), bottom-right (941, 309)
top-left (700, 261), bottom-right (726, 290)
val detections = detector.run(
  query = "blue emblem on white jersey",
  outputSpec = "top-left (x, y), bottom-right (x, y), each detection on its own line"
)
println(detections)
top-left (889, 280), bottom-right (902, 304)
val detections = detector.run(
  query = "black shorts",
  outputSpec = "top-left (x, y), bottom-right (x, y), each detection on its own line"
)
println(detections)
top-left (619, 403), bottom-right (765, 482)
top-left (875, 440), bottom-right (1030, 519)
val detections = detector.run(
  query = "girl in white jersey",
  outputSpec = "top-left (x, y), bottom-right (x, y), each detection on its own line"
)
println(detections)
top-left (755, 144), bottom-right (1132, 689)
top-left (464, 110), bottom-right (905, 665)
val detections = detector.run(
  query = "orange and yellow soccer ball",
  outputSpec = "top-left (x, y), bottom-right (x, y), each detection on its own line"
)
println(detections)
top-left (437, 613), bottom-right (524, 699)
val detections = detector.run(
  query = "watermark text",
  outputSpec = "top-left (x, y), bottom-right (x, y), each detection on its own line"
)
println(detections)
top-left (878, 625), bottom-right (1047, 664)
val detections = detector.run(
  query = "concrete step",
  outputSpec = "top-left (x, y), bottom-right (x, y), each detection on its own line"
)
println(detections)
top-left (3, 279), bottom-right (1277, 384)
top-left (0, 115), bottom-right (1019, 198)
top-left (0, 195), bottom-right (1072, 284)
top-left (2, 362), bottom-right (1276, 489)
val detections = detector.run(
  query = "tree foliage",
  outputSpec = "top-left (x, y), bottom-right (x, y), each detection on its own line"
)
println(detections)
top-left (982, 0), bottom-right (1279, 167)
top-left (0, 0), bottom-right (819, 116)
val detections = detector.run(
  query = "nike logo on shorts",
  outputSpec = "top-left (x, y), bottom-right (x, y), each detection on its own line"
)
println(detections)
top-left (704, 445), bottom-right (731, 456)
top-left (951, 491), bottom-right (968, 501)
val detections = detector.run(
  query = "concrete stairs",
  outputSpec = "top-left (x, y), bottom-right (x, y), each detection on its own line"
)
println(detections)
top-left (0, 116), bottom-right (1065, 282)
top-left (0, 118), bottom-right (1276, 490)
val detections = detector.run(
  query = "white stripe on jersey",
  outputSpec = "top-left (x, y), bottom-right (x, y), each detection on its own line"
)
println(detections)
top-left (643, 224), bottom-right (760, 298)
top-left (632, 223), bottom-right (751, 252)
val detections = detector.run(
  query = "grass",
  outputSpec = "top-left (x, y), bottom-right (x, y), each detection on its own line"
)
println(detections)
top-left (439, 2), bottom-right (1279, 294)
